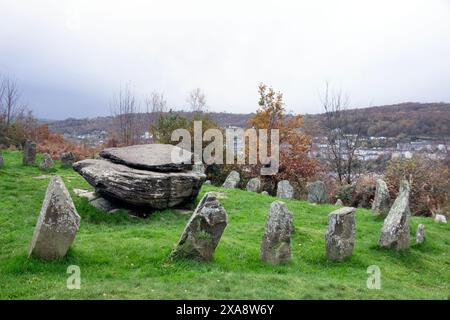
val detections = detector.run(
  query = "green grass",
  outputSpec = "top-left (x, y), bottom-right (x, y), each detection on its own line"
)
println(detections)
top-left (0, 150), bottom-right (449, 300)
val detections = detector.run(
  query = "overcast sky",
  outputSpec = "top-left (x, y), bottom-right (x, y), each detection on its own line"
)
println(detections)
top-left (1, 0), bottom-right (450, 120)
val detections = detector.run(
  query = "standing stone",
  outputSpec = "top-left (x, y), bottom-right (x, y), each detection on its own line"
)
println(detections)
top-left (222, 170), bottom-right (240, 189)
top-left (372, 179), bottom-right (390, 216)
top-left (276, 180), bottom-right (294, 199)
top-left (335, 199), bottom-right (344, 206)
top-left (379, 180), bottom-right (411, 250)
top-left (39, 153), bottom-right (55, 170)
top-left (61, 152), bottom-right (76, 168)
top-left (171, 192), bottom-right (228, 261)
top-left (246, 177), bottom-right (262, 193)
top-left (307, 181), bottom-right (327, 204)
top-left (434, 214), bottom-right (447, 224)
top-left (260, 201), bottom-right (294, 264)
top-left (192, 162), bottom-right (205, 174)
top-left (416, 224), bottom-right (425, 244)
top-left (325, 207), bottom-right (356, 261)
top-left (0, 152), bottom-right (4, 168)
top-left (204, 180), bottom-right (211, 185)
top-left (261, 191), bottom-right (269, 196)
top-left (28, 176), bottom-right (80, 260)
top-left (23, 140), bottom-right (37, 166)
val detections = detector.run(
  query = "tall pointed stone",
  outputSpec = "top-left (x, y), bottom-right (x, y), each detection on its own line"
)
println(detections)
top-left (372, 179), bottom-right (390, 216)
top-left (260, 201), bottom-right (294, 264)
top-left (325, 207), bottom-right (356, 261)
top-left (171, 192), bottom-right (228, 261)
top-left (379, 180), bottom-right (411, 250)
top-left (222, 170), bottom-right (240, 189)
top-left (28, 176), bottom-right (81, 260)
top-left (23, 140), bottom-right (37, 166)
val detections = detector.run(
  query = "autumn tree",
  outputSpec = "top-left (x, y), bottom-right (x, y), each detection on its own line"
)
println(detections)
top-left (247, 83), bottom-right (319, 196)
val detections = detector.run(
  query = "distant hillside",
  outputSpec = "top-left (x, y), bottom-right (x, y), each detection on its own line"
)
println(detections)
top-left (47, 103), bottom-right (450, 139)
top-left (302, 102), bottom-right (450, 138)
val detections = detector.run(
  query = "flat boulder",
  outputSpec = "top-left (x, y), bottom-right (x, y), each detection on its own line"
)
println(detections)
top-left (307, 181), bottom-right (327, 204)
top-left (372, 179), bottom-right (390, 216)
top-left (99, 144), bottom-right (193, 172)
top-left (28, 176), bottom-right (80, 260)
top-left (325, 207), bottom-right (356, 261)
top-left (171, 192), bottom-right (228, 261)
top-left (276, 180), bottom-right (294, 199)
top-left (260, 201), bottom-right (294, 264)
top-left (73, 158), bottom-right (205, 210)
top-left (246, 177), bottom-right (262, 193)
top-left (379, 180), bottom-right (411, 250)
top-left (222, 170), bottom-right (240, 189)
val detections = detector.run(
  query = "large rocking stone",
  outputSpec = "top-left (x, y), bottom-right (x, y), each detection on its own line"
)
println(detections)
top-left (222, 170), bottom-right (240, 189)
top-left (23, 140), bottom-right (37, 166)
top-left (307, 181), bottom-right (327, 204)
top-left (28, 176), bottom-right (80, 260)
top-left (73, 158), bottom-right (205, 210)
top-left (171, 192), bottom-right (228, 261)
top-left (379, 180), bottom-right (411, 250)
top-left (325, 207), bottom-right (356, 261)
top-left (246, 177), bottom-right (262, 193)
top-left (372, 179), bottom-right (390, 216)
top-left (276, 180), bottom-right (294, 199)
top-left (260, 201), bottom-right (294, 264)
top-left (99, 144), bottom-right (192, 172)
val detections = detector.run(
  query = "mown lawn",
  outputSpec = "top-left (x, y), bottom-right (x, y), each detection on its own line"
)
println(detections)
top-left (0, 150), bottom-right (449, 299)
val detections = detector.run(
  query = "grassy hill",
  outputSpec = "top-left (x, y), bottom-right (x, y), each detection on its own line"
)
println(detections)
top-left (0, 151), bottom-right (449, 299)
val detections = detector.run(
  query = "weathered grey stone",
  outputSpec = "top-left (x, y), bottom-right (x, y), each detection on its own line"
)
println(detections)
top-left (171, 192), bottom-right (228, 261)
top-left (23, 140), bottom-right (37, 166)
top-left (73, 158), bottom-right (205, 210)
top-left (39, 153), bottom-right (55, 170)
top-left (90, 197), bottom-right (119, 213)
top-left (416, 224), bottom-right (425, 244)
top-left (28, 176), bottom-right (80, 260)
top-left (61, 152), bottom-right (76, 168)
top-left (307, 181), bottom-right (327, 204)
top-left (261, 191), bottom-right (269, 196)
top-left (325, 207), bottom-right (355, 261)
top-left (73, 188), bottom-right (99, 201)
top-left (276, 180), bottom-right (294, 199)
top-left (99, 144), bottom-right (192, 172)
top-left (372, 179), bottom-right (390, 216)
top-left (204, 180), bottom-right (211, 185)
top-left (222, 170), bottom-right (240, 189)
top-left (260, 201), bottom-right (293, 264)
top-left (379, 180), bottom-right (411, 250)
top-left (192, 162), bottom-right (205, 174)
top-left (434, 214), bottom-right (447, 224)
top-left (246, 177), bottom-right (262, 193)
top-left (335, 199), bottom-right (344, 206)
top-left (0, 152), bottom-right (4, 168)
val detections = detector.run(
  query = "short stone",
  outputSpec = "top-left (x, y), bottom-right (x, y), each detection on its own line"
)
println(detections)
top-left (204, 180), bottom-right (211, 185)
top-left (222, 170), bottom-right (240, 189)
top-left (372, 179), bottom-right (390, 216)
top-left (39, 153), bottom-right (55, 170)
top-left (416, 224), bottom-right (425, 244)
top-left (325, 207), bottom-right (356, 261)
top-left (0, 152), bottom-right (4, 168)
top-left (335, 199), bottom-right (344, 206)
top-left (261, 191), bottom-right (269, 196)
top-left (28, 176), bottom-right (80, 260)
top-left (171, 192), bottom-right (228, 261)
top-left (260, 201), bottom-right (294, 264)
top-left (435, 214), bottom-right (447, 224)
top-left (61, 152), bottom-right (76, 168)
top-left (23, 140), bottom-right (37, 166)
top-left (192, 162), bottom-right (205, 174)
top-left (246, 177), bottom-right (262, 193)
top-left (307, 181), bottom-right (327, 204)
top-left (90, 197), bottom-right (119, 213)
top-left (276, 180), bottom-right (294, 199)
top-left (379, 180), bottom-right (411, 250)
